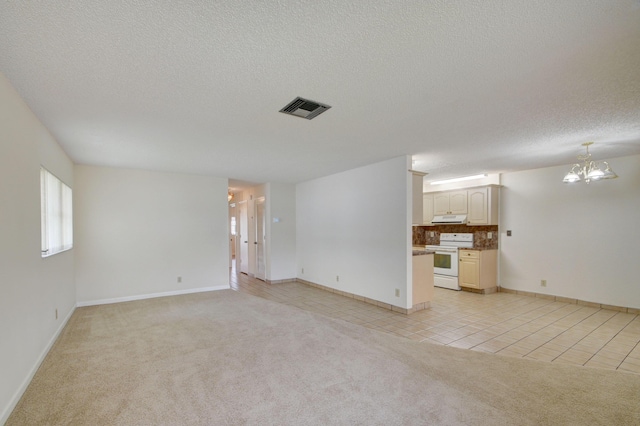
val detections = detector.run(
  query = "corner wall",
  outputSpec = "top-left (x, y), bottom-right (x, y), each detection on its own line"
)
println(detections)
top-left (74, 165), bottom-right (230, 305)
top-left (296, 156), bottom-right (412, 308)
top-left (500, 154), bottom-right (640, 308)
top-left (0, 72), bottom-right (76, 423)
top-left (266, 182), bottom-right (297, 281)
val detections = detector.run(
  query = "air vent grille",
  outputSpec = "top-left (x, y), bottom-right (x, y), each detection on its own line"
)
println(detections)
top-left (279, 97), bottom-right (331, 120)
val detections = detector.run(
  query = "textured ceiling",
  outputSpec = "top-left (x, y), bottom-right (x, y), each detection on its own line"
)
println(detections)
top-left (1, 1), bottom-right (639, 185)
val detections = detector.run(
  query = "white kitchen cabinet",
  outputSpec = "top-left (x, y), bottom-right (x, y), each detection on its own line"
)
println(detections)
top-left (433, 193), bottom-right (448, 215)
top-left (412, 172), bottom-right (426, 225)
top-left (412, 252), bottom-right (434, 308)
top-left (433, 190), bottom-right (467, 215)
top-left (467, 186), bottom-right (499, 225)
top-left (422, 194), bottom-right (434, 225)
top-left (459, 251), bottom-right (480, 288)
top-left (459, 249), bottom-right (497, 291)
top-left (449, 191), bottom-right (468, 213)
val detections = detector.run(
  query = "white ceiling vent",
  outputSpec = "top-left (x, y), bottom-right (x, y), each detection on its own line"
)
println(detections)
top-left (279, 97), bottom-right (331, 120)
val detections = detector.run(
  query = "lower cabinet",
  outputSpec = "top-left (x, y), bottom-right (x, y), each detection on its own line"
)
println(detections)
top-left (459, 249), bottom-right (497, 290)
top-left (412, 253), bottom-right (434, 307)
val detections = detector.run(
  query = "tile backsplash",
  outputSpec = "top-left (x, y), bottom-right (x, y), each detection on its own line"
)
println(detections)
top-left (413, 225), bottom-right (499, 249)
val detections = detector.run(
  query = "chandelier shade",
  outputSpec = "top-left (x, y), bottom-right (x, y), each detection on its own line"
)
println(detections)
top-left (562, 142), bottom-right (618, 184)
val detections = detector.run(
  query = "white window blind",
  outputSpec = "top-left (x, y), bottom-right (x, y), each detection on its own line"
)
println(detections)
top-left (40, 167), bottom-right (73, 257)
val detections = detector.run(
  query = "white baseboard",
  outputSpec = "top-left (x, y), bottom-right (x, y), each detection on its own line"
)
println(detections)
top-left (1, 305), bottom-right (76, 425)
top-left (76, 285), bottom-right (230, 307)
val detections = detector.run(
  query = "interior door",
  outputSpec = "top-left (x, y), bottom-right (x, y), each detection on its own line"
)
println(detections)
top-left (238, 200), bottom-right (249, 274)
top-left (255, 197), bottom-right (266, 281)
top-left (229, 203), bottom-right (236, 268)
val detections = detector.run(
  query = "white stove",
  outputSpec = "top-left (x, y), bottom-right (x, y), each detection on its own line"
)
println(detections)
top-left (426, 233), bottom-right (474, 290)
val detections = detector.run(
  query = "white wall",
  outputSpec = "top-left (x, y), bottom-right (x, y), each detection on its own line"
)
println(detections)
top-left (296, 156), bottom-right (413, 308)
top-left (500, 154), bottom-right (640, 308)
top-left (74, 165), bottom-right (230, 305)
top-left (266, 182), bottom-right (297, 281)
top-left (0, 72), bottom-right (76, 423)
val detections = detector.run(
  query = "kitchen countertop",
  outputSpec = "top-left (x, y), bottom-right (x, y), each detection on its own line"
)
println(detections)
top-left (412, 249), bottom-right (436, 256)
top-left (459, 247), bottom-right (498, 251)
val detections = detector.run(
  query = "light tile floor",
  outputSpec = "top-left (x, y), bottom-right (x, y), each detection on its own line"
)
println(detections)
top-left (230, 268), bottom-right (640, 374)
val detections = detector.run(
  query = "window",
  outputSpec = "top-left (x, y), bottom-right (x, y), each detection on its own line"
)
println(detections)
top-left (40, 167), bottom-right (73, 257)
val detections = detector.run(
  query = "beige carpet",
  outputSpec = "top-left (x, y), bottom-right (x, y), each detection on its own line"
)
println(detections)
top-left (7, 290), bottom-right (640, 425)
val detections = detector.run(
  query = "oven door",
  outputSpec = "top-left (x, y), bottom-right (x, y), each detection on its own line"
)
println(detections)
top-left (432, 247), bottom-right (459, 277)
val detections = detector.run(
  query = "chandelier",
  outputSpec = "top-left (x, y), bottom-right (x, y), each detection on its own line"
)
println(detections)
top-left (562, 142), bottom-right (618, 184)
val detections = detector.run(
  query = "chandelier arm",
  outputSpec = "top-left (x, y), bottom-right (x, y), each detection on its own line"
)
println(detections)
top-left (563, 143), bottom-right (618, 184)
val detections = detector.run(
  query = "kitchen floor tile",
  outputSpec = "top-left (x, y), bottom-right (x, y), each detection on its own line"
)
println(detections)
top-left (472, 339), bottom-right (514, 353)
top-left (618, 362), bottom-right (640, 374)
top-left (229, 263), bottom-right (640, 374)
top-left (583, 360), bottom-right (617, 370)
top-left (495, 348), bottom-right (526, 358)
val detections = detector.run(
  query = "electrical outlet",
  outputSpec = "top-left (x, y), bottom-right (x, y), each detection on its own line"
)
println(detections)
top-left (177, 276), bottom-right (182, 283)
top-left (336, 275), bottom-right (340, 282)
top-left (487, 232), bottom-right (492, 239)
top-left (507, 230), bottom-right (512, 236)
top-left (541, 279), bottom-right (547, 287)
top-left (395, 289), bottom-right (400, 297)
top-left (429, 231), bottom-right (435, 237)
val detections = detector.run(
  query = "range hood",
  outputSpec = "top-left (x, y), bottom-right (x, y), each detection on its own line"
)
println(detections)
top-left (431, 215), bottom-right (468, 224)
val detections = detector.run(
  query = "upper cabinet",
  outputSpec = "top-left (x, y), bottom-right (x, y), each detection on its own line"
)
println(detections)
top-left (412, 172), bottom-right (426, 225)
top-left (423, 185), bottom-right (500, 226)
top-left (467, 186), bottom-right (499, 225)
top-left (423, 194), bottom-right (434, 225)
top-left (433, 190), bottom-right (467, 215)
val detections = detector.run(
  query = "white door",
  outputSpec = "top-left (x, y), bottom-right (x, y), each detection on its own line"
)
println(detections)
top-left (238, 201), bottom-right (249, 274)
top-left (229, 203), bottom-right (237, 267)
top-left (255, 197), bottom-right (266, 281)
